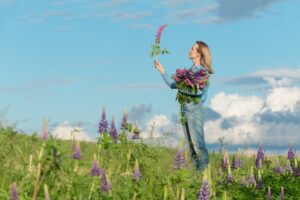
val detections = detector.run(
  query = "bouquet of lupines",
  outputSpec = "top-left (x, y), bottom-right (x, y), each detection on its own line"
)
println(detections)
top-left (173, 67), bottom-right (209, 106)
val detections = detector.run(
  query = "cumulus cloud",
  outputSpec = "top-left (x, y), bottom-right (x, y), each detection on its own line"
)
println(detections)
top-left (127, 104), bottom-right (152, 124)
top-left (51, 121), bottom-right (93, 142)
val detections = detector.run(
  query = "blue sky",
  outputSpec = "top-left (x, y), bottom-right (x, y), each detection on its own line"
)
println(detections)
top-left (1, 0), bottom-right (300, 155)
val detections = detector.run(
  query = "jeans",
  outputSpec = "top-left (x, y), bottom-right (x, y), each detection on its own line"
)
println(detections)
top-left (180, 101), bottom-right (209, 172)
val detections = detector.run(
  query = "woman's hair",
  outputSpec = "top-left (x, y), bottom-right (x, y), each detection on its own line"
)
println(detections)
top-left (196, 41), bottom-right (214, 74)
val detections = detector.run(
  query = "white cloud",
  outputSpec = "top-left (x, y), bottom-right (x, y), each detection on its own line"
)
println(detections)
top-left (51, 121), bottom-right (93, 142)
top-left (210, 92), bottom-right (264, 118)
top-left (265, 86), bottom-right (300, 112)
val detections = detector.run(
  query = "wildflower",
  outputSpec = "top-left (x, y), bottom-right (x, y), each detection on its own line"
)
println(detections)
top-left (255, 144), bottom-right (264, 168)
top-left (198, 179), bottom-right (209, 200)
top-left (287, 143), bottom-right (295, 160)
top-left (173, 148), bottom-right (186, 170)
top-left (227, 164), bottom-right (234, 183)
top-left (98, 107), bottom-right (108, 134)
top-left (280, 186), bottom-right (285, 199)
top-left (249, 166), bottom-right (256, 186)
top-left (133, 159), bottom-right (142, 182)
top-left (100, 169), bottom-right (112, 192)
top-left (121, 111), bottom-right (128, 130)
top-left (266, 186), bottom-right (272, 200)
top-left (10, 182), bottom-right (18, 200)
top-left (256, 169), bottom-right (263, 189)
top-left (109, 116), bottom-right (118, 143)
top-left (285, 159), bottom-right (293, 173)
top-left (90, 154), bottom-right (102, 177)
top-left (221, 149), bottom-right (229, 172)
top-left (155, 24), bottom-right (167, 44)
top-left (44, 184), bottom-right (51, 200)
top-left (234, 154), bottom-right (242, 169)
top-left (42, 117), bottom-right (47, 142)
top-left (241, 175), bottom-right (247, 186)
top-left (275, 157), bottom-right (283, 174)
top-left (72, 141), bottom-right (82, 160)
top-left (293, 158), bottom-right (300, 176)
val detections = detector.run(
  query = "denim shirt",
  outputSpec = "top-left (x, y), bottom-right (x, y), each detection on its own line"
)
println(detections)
top-left (161, 65), bottom-right (209, 103)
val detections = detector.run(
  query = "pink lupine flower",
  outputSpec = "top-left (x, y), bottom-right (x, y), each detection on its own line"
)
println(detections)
top-left (90, 155), bottom-right (102, 177)
top-left (155, 24), bottom-right (167, 44)
top-left (10, 182), bottom-right (18, 200)
top-left (42, 117), bottom-right (47, 142)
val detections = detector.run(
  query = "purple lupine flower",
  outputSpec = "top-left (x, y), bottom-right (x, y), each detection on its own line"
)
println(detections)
top-left (155, 24), bottom-right (167, 44)
top-left (198, 180), bottom-right (209, 200)
top-left (280, 186), bottom-right (285, 199)
top-left (255, 144), bottom-right (264, 168)
top-left (120, 111), bottom-right (128, 130)
top-left (249, 166), bottom-right (256, 186)
top-left (72, 141), bottom-right (82, 160)
top-left (256, 170), bottom-right (263, 189)
top-left (98, 107), bottom-right (108, 134)
top-left (293, 158), bottom-right (300, 176)
top-left (241, 175), bottom-right (247, 186)
top-left (133, 159), bottom-right (142, 182)
top-left (90, 155), bottom-right (102, 177)
top-left (227, 164), bottom-right (234, 183)
top-left (10, 182), bottom-right (18, 200)
top-left (234, 155), bottom-right (242, 168)
top-left (173, 148), bottom-right (186, 170)
top-left (42, 117), bottom-right (47, 142)
top-left (287, 145), bottom-right (295, 160)
top-left (266, 186), bottom-right (272, 200)
top-left (285, 159), bottom-right (293, 173)
top-left (275, 157), bottom-right (283, 174)
top-left (109, 117), bottom-right (118, 143)
top-left (100, 169), bottom-right (112, 192)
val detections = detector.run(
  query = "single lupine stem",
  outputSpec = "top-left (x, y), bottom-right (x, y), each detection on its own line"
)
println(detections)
top-left (109, 116), bottom-right (118, 143)
top-left (285, 159), bottom-right (293, 173)
top-left (10, 182), bottom-right (18, 200)
top-left (198, 179), bottom-right (209, 200)
top-left (249, 166), bottom-right (256, 186)
top-left (72, 141), bottom-right (82, 159)
top-left (275, 157), bottom-right (283, 174)
top-left (133, 159), bottom-right (142, 182)
top-left (280, 186), bottom-right (285, 199)
top-left (163, 185), bottom-right (168, 200)
top-left (255, 144), bottom-right (264, 168)
top-left (227, 163), bottom-right (234, 183)
top-left (287, 143), bottom-right (295, 160)
top-left (221, 149), bottom-right (229, 172)
top-left (293, 157), bottom-right (300, 176)
top-left (266, 186), bottom-right (272, 199)
top-left (241, 175), bottom-right (247, 186)
top-left (173, 147), bottom-right (186, 170)
top-left (29, 154), bottom-right (32, 173)
top-left (98, 106), bottom-right (108, 134)
top-left (179, 187), bottom-right (185, 200)
top-left (256, 169), bottom-right (263, 189)
top-left (42, 117), bottom-right (47, 142)
top-left (44, 184), bottom-right (51, 200)
top-left (32, 163), bottom-right (42, 200)
top-left (88, 176), bottom-right (96, 200)
top-left (155, 24), bottom-right (167, 44)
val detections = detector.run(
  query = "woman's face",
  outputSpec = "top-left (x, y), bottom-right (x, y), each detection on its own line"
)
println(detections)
top-left (189, 43), bottom-right (200, 60)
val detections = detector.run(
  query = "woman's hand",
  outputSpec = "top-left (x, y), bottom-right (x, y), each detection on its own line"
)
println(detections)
top-left (154, 59), bottom-right (165, 74)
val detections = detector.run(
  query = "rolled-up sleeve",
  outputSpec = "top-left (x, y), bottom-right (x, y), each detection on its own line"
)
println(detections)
top-left (161, 71), bottom-right (177, 89)
top-left (200, 82), bottom-right (209, 103)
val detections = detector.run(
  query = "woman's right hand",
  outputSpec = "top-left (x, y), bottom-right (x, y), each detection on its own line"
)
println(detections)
top-left (154, 59), bottom-right (165, 74)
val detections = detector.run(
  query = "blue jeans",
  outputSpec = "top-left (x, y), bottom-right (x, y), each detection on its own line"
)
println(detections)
top-left (180, 101), bottom-right (209, 172)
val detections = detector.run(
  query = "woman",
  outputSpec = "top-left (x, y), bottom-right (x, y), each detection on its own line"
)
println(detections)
top-left (154, 41), bottom-right (214, 172)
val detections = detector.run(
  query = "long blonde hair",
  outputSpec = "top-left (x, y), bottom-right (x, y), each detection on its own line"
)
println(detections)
top-left (196, 41), bottom-right (214, 74)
